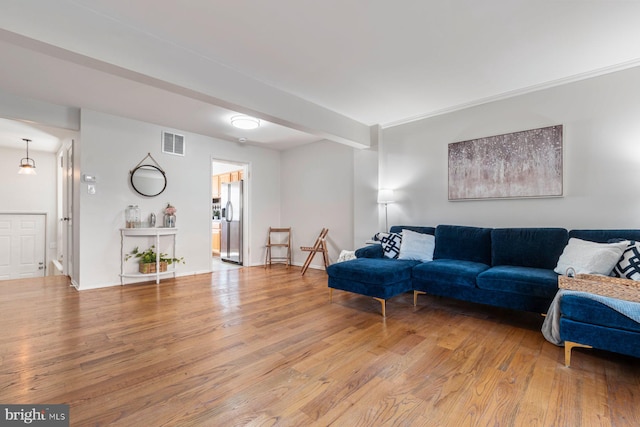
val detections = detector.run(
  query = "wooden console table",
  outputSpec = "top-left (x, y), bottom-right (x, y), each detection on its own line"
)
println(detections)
top-left (120, 227), bottom-right (178, 285)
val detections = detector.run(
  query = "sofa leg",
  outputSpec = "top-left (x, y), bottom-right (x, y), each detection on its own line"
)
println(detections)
top-left (564, 341), bottom-right (592, 367)
top-left (373, 297), bottom-right (386, 317)
top-left (329, 287), bottom-right (333, 303)
top-left (413, 290), bottom-right (426, 306)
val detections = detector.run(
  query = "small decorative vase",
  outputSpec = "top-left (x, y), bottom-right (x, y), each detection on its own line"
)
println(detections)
top-left (164, 214), bottom-right (176, 228)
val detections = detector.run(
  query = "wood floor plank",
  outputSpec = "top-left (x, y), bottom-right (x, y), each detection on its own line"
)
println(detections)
top-left (0, 268), bottom-right (638, 426)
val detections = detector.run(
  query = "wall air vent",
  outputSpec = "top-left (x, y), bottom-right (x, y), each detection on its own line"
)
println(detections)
top-left (162, 131), bottom-right (185, 156)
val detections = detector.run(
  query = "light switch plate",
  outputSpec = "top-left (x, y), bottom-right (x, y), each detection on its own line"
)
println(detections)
top-left (87, 184), bottom-right (96, 194)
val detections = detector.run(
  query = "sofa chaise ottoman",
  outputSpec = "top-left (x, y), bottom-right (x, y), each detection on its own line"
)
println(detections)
top-left (556, 229), bottom-right (640, 366)
top-left (560, 293), bottom-right (640, 366)
top-left (327, 257), bottom-right (421, 317)
top-left (327, 226), bottom-right (435, 316)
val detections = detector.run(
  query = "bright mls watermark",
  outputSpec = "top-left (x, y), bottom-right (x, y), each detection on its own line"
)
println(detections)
top-left (0, 405), bottom-right (69, 426)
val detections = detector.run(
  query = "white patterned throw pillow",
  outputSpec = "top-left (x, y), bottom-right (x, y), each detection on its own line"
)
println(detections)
top-left (380, 232), bottom-right (402, 259)
top-left (612, 240), bottom-right (640, 280)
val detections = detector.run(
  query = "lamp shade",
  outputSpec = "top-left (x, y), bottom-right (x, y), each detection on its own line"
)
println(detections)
top-left (18, 164), bottom-right (36, 175)
top-left (377, 189), bottom-right (395, 204)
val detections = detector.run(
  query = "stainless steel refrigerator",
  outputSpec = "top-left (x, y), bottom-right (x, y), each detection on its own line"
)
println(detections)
top-left (220, 180), bottom-right (243, 264)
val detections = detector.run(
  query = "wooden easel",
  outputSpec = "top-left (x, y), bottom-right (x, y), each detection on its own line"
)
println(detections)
top-left (300, 228), bottom-right (329, 275)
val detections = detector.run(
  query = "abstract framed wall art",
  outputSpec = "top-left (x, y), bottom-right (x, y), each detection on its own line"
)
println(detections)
top-left (448, 125), bottom-right (563, 200)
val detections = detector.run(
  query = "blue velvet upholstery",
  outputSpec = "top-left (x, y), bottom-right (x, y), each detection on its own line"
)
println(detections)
top-left (327, 258), bottom-right (418, 284)
top-left (328, 276), bottom-right (413, 300)
top-left (434, 225), bottom-right (492, 265)
top-left (412, 259), bottom-right (489, 288)
top-left (327, 258), bottom-right (420, 300)
top-left (491, 228), bottom-right (568, 269)
top-left (355, 244), bottom-right (383, 259)
top-left (476, 265), bottom-right (559, 299)
top-left (561, 294), bottom-right (640, 333)
top-left (389, 225), bottom-right (436, 236)
top-left (569, 229), bottom-right (640, 243)
top-left (560, 318), bottom-right (640, 359)
top-left (412, 276), bottom-right (554, 313)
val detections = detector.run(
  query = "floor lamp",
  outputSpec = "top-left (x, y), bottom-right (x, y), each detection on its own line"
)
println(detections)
top-left (377, 189), bottom-right (395, 231)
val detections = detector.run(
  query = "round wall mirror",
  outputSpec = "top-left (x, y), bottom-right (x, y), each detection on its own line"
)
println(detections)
top-left (130, 164), bottom-right (167, 197)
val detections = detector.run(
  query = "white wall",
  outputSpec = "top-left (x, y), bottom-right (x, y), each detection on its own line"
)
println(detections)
top-left (0, 88), bottom-right (80, 131)
top-left (377, 66), bottom-right (640, 230)
top-left (353, 147), bottom-right (379, 244)
top-left (0, 146), bottom-right (58, 270)
top-left (280, 140), bottom-right (354, 268)
top-left (76, 109), bottom-right (281, 289)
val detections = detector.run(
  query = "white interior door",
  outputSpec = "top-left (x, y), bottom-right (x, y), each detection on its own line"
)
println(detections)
top-left (56, 151), bottom-right (64, 266)
top-left (64, 143), bottom-right (73, 277)
top-left (0, 214), bottom-right (46, 280)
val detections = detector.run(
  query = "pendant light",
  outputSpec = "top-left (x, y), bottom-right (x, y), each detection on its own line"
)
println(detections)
top-left (18, 138), bottom-right (37, 175)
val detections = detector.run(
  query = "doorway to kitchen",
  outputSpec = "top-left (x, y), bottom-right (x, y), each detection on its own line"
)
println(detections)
top-left (212, 159), bottom-right (248, 271)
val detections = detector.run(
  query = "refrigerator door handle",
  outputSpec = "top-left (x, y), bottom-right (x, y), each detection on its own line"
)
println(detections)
top-left (225, 201), bottom-right (233, 222)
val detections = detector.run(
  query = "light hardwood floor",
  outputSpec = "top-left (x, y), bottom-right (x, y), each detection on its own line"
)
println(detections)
top-left (0, 267), bottom-right (638, 426)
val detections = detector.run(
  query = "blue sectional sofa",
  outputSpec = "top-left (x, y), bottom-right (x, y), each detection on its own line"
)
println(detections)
top-left (327, 224), bottom-right (640, 365)
top-left (328, 225), bottom-right (569, 316)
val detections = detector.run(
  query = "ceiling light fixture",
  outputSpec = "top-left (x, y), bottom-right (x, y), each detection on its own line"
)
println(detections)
top-left (18, 138), bottom-right (37, 175)
top-left (230, 115), bottom-right (260, 130)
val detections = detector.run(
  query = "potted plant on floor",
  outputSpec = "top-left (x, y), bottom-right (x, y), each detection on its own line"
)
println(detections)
top-left (125, 245), bottom-right (184, 274)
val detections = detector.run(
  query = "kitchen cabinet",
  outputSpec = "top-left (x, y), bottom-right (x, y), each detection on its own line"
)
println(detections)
top-left (212, 221), bottom-right (221, 254)
top-left (212, 170), bottom-right (244, 199)
top-left (219, 173), bottom-right (231, 185)
top-left (212, 175), bottom-right (220, 198)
